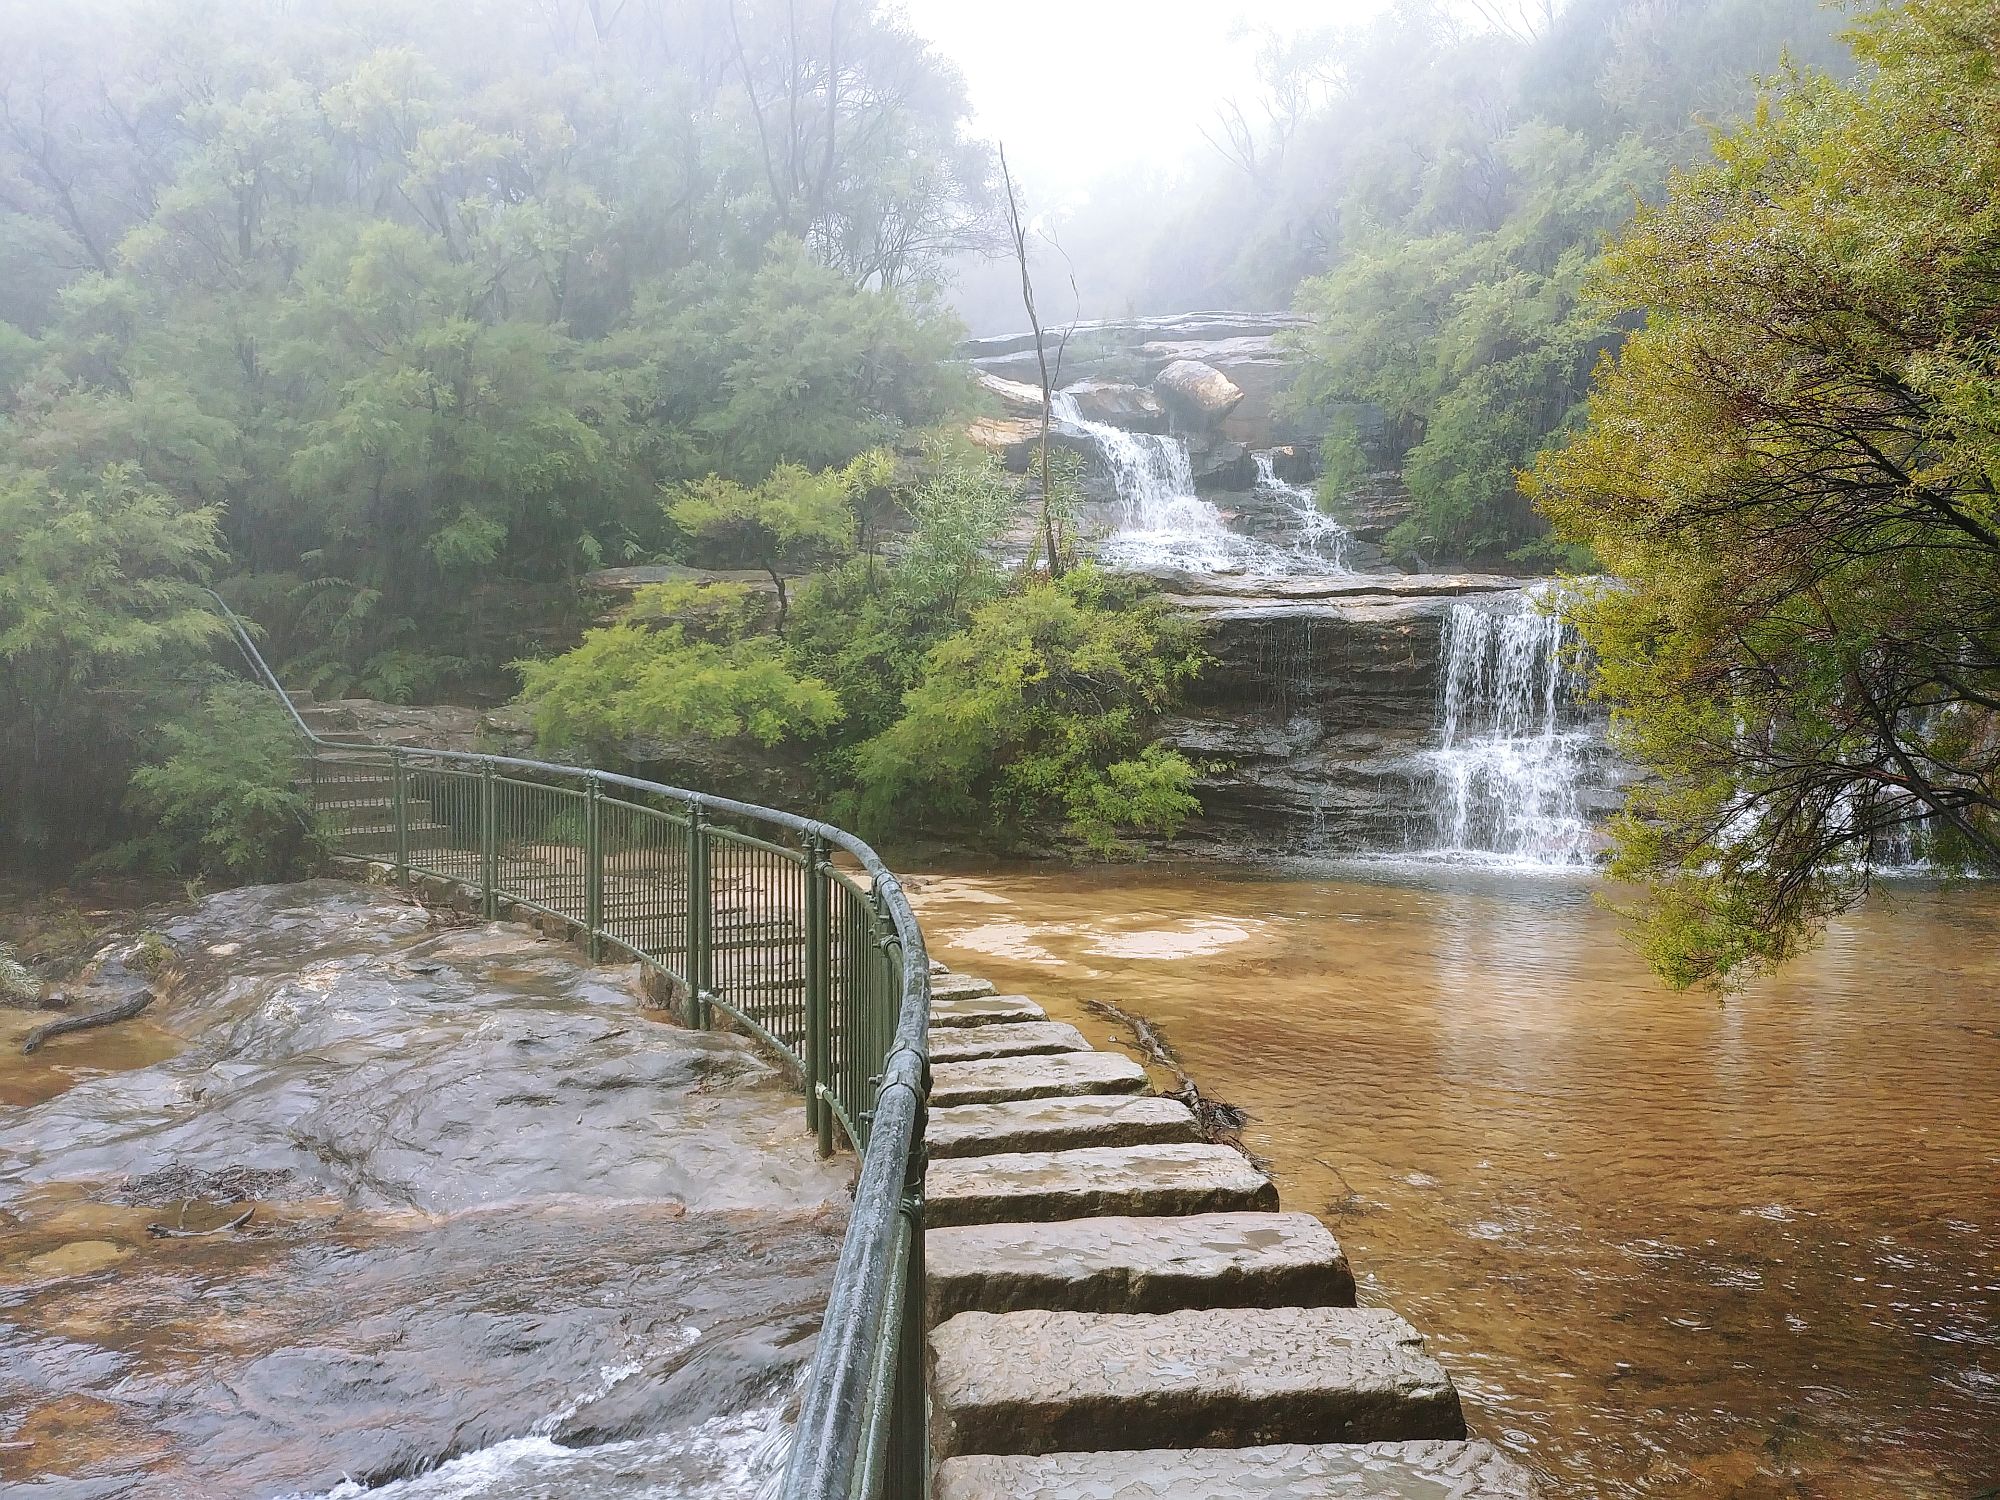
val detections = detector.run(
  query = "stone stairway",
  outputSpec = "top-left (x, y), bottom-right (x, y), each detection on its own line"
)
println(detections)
top-left (923, 966), bottom-right (1540, 1499)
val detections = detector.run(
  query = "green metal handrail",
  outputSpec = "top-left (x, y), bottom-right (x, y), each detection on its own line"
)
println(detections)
top-left (206, 593), bottom-right (931, 1500)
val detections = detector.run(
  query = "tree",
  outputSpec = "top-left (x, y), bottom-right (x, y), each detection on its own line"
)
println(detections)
top-left (849, 568), bottom-right (1204, 855)
top-left (1527, 0), bottom-right (2000, 990)
top-left (513, 580), bottom-right (842, 755)
top-left (0, 464), bottom-right (223, 865)
top-left (668, 454), bottom-right (884, 633)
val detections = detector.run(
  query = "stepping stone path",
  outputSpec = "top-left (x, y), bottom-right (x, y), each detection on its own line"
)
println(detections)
top-left (923, 965), bottom-right (1541, 1498)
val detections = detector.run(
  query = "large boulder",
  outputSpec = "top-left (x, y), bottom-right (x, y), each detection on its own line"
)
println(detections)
top-left (975, 370), bottom-right (1046, 415)
top-left (1189, 438), bottom-right (1256, 492)
top-left (967, 416), bottom-right (1094, 475)
top-left (1061, 379), bottom-right (1167, 433)
top-left (1153, 360), bottom-right (1245, 430)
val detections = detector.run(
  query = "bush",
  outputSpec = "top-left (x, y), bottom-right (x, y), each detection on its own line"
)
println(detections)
top-left (849, 567), bottom-right (1204, 855)
top-left (110, 681), bottom-right (322, 882)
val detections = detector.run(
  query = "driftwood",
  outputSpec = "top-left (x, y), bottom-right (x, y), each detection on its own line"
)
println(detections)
top-left (146, 1205), bottom-right (255, 1239)
top-left (1081, 998), bottom-right (1251, 1147)
top-left (21, 989), bottom-right (152, 1054)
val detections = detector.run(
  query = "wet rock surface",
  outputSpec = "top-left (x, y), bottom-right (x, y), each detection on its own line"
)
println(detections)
top-left (934, 1440), bottom-right (1542, 1500)
top-left (928, 1304), bottom-right (1466, 1457)
top-left (0, 881), bottom-right (846, 1497)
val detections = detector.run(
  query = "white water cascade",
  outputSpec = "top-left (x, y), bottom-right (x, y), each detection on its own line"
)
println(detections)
top-left (1420, 588), bottom-right (1596, 866)
top-left (1252, 451), bottom-right (1352, 572)
top-left (1051, 392), bottom-right (1255, 571)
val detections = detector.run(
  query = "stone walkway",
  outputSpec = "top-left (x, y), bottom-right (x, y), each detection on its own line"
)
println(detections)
top-left (924, 966), bottom-right (1541, 1498)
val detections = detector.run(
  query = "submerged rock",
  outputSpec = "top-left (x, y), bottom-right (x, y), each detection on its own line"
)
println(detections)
top-left (0, 881), bottom-right (846, 1496)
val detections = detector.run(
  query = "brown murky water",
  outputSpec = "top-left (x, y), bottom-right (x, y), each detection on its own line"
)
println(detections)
top-left (908, 864), bottom-right (2000, 1500)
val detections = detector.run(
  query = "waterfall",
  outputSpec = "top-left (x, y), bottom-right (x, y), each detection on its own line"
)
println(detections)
top-left (1420, 587), bottom-right (1595, 866)
top-left (1051, 392), bottom-right (1252, 571)
top-left (1253, 452), bottom-right (1351, 573)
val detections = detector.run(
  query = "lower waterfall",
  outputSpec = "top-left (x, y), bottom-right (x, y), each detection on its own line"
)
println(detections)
top-left (1418, 587), bottom-right (1597, 866)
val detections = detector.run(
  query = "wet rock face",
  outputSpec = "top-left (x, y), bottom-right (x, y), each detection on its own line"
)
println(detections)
top-left (1145, 572), bottom-right (1527, 856)
top-left (0, 881), bottom-right (847, 1496)
top-left (962, 314), bottom-right (1320, 449)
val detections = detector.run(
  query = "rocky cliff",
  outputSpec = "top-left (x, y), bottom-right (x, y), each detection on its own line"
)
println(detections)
top-left (1144, 572), bottom-right (1621, 859)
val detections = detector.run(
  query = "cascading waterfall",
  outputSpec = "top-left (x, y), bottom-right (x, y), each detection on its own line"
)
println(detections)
top-left (1252, 451), bottom-right (1351, 572)
top-left (1050, 392), bottom-right (1253, 571)
top-left (1421, 586), bottom-right (1595, 866)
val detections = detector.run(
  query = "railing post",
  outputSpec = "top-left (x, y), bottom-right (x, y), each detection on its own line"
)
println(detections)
top-left (585, 777), bottom-right (603, 963)
top-left (480, 759), bottom-right (498, 920)
top-left (688, 800), bottom-right (712, 1029)
top-left (390, 748), bottom-right (409, 883)
top-left (804, 833), bottom-right (832, 1155)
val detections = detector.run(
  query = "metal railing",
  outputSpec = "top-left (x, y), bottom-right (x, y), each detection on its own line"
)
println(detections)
top-left (207, 593), bottom-right (930, 1500)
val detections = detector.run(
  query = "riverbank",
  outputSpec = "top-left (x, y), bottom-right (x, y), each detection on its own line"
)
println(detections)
top-left (906, 863), bottom-right (2000, 1499)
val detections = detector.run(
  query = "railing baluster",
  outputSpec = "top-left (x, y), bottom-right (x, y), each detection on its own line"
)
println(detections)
top-left (391, 747), bottom-right (408, 882)
top-left (805, 832), bottom-right (831, 1155)
top-left (585, 777), bottom-right (603, 962)
top-left (688, 800), bottom-right (711, 1029)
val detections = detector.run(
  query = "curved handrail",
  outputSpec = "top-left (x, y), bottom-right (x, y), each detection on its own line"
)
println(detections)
top-left (205, 591), bottom-right (931, 1500)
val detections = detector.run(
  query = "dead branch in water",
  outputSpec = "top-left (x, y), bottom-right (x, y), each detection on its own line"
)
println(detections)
top-left (146, 1205), bottom-right (255, 1239)
top-left (1081, 998), bottom-right (1254, 1153)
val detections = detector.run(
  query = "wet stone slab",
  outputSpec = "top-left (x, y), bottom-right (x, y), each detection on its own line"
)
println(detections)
top-left (930, 994), bottom-right (1049, 1028)
top-left (926, 1095), bottom-right (1203, 1160)
top-left (925, 1144), bottom-right (1278, 1228)
top-left (930, 1052), bottom-right (1148, 1108)
top-left (931, 973), bottom-right (998, 1002)
top-left (926, 1212), bottom-right (1357, 1323)
top-left (934, 1440), bottom-right (1541, 1499)
top-left (927, 1021), bottom-right (1090, 1065)
top-left (929, 1305), bottom-right (1466, 1459)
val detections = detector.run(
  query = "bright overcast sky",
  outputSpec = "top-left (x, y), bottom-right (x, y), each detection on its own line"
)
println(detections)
top-left (897, 0), bottom-right (1399, 197)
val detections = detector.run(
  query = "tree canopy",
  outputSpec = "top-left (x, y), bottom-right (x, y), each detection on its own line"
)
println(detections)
top-left (1529, 0), bottom-right (2000, 988)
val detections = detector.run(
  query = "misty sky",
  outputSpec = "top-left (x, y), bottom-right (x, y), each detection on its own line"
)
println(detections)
top-left (900, 0), bottom-right (1397, 196)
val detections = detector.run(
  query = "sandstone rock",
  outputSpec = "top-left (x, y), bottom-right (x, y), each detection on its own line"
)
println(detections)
top-left (928, 1304), bottom-right (1467, 1458)
top-left (976, 370), bottom-right (1046, 414)
top-left (925, 1211), bottom-right (1355, 1322)
top-left (1190, 438), bottom-right (1257, 492)
top-left (929, 1052), bottom-right (1149, 1108)
top-left (931, 993), bottom-right (1047, 1028)
top-left (1061, 379), bottom-right (1167, 433)
top-left (927, 1021), bottom-right (1090, 1065)
top-left (931, 973), bottom-right (998, 1001)
top-left (925, 1143), bottom-right (1277, 1227)
top-left (935, 1440), bottom-right (1542, 1500)
top-left (1270, 444), bottom-right (1318, 485)
top-left (1155, 359), bottom-right (1245, 428)
top-left (926, 1094), bottom-right (1202, 1159)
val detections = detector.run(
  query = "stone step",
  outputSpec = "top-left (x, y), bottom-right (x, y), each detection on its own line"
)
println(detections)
top-left (931, 993), bottom-right (1047, 1028)
top-left (926, 1144), bottom-right (1276, 1228)
top-left (934, 1440), bottom-right (1540, 1499)
top-left (925, 1212), bottom-right (1355, 1323)
top-left (316, 798), bottom-right (433, 831)
top-left (927, 1094), bottom-right (1202, 1159)
top-left (928, 1021), bottom-right (1090, 1065)
top-left (930, 1052), bottom-right (1147, 1109)
top-left (932, 973), bottom-right (997, 1001)
top-left (928, 1305), bottom-right (1466, 1460)
top-left (337, 823), bottom-right (455, 855)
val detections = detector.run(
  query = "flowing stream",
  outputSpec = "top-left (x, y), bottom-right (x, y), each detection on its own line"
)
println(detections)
top-left (908, 864), bottom-right (2000, 1500)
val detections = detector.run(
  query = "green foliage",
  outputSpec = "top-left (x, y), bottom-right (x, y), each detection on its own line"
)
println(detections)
top-left (849, 568), bottom-right (1204, 855)
top-left (111, 682), bottom-right (321, 882)
top-left (0, 944), bottom-right (36, 1006)
top-left (0, 464), bottom-right (224, 865)
top-left (514, 583), bottom-right (843, 755)
top-left (1527, 0), bottom-right (2000, 989)
top-left (0, 0), bottom-right (983, 707)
